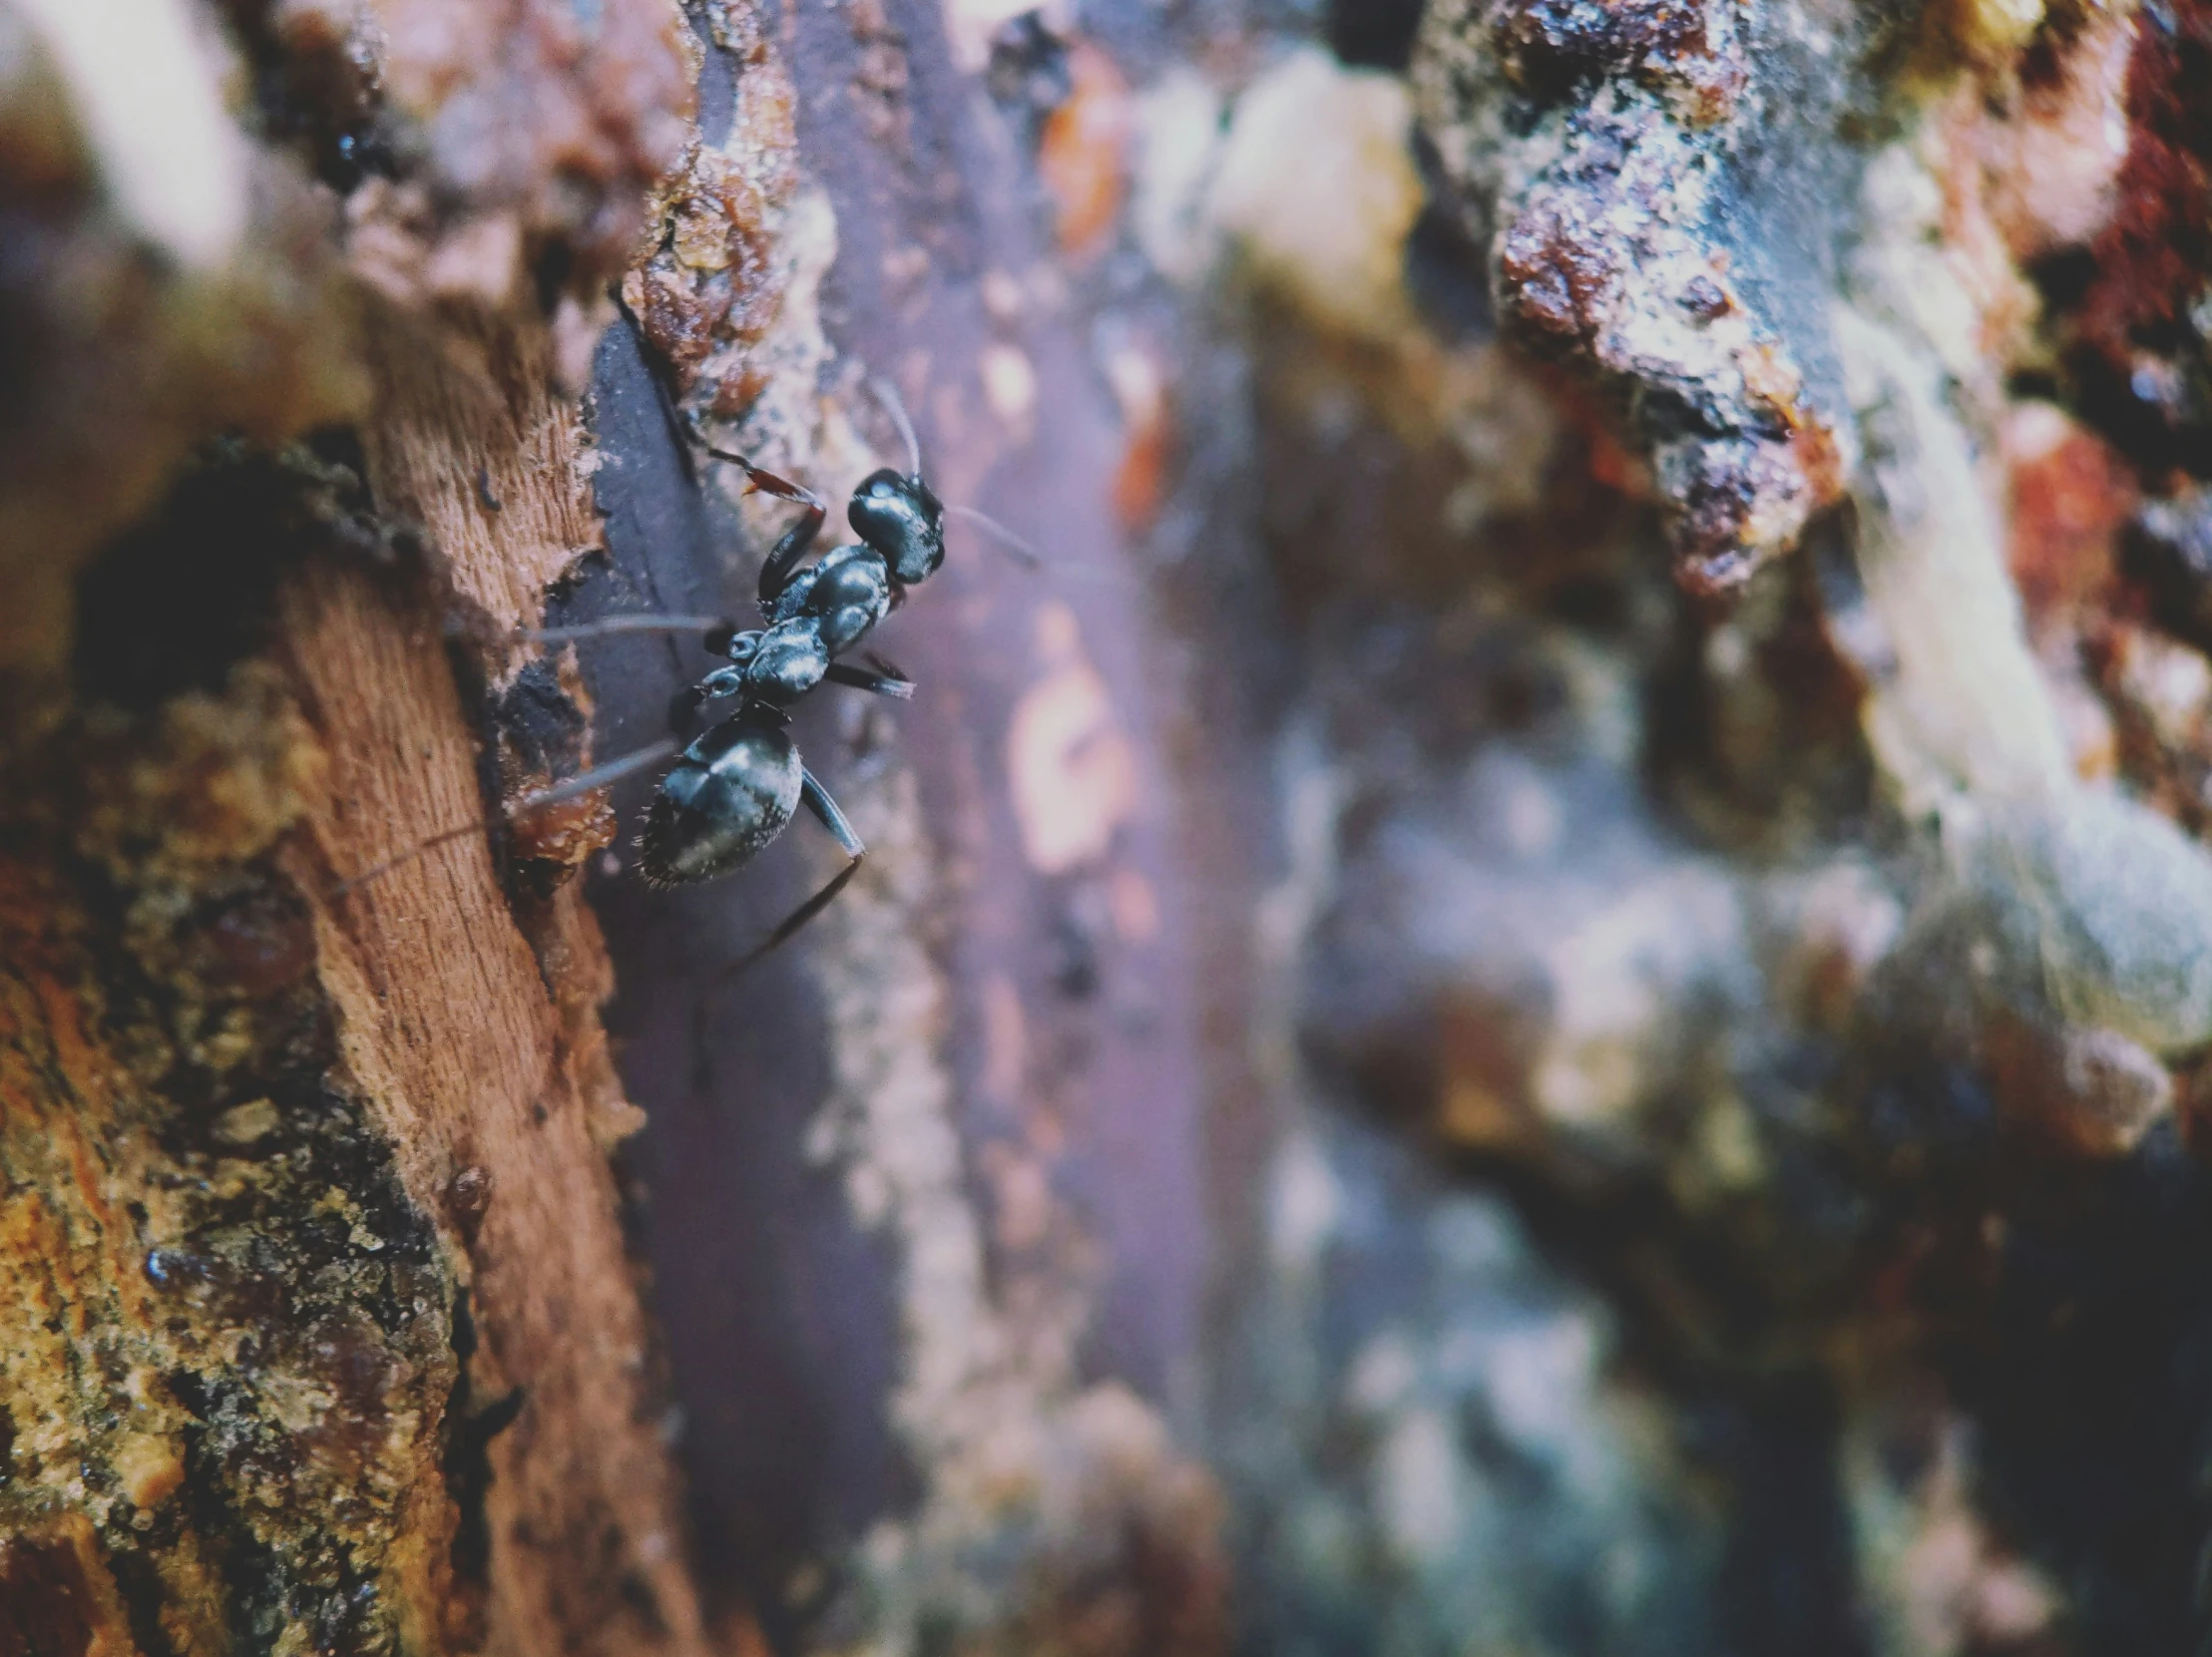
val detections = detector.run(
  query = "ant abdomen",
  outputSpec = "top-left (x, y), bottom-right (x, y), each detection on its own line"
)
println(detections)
top-left (641, 709), bottom-right (802, 888)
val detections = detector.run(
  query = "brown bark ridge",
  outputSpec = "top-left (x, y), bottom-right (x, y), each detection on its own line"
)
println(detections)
top-left (0, 0), bottom-right (726, 1649)
top-left (0, 310), bottom-right (719, 1655)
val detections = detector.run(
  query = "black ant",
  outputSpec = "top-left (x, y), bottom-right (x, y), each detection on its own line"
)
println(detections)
top-left (547, 402), bottom-right (939, 946)
top-left (350, 381), bottom-right (1033, 961)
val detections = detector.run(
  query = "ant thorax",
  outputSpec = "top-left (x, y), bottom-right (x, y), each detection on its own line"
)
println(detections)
top-left (764, 542), bottom-right (896, 655)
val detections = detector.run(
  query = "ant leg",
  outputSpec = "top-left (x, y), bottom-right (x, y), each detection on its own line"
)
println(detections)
top-left (612, 283), bottom-right (699, 485)
top-left (524, 614), bottom-right (733, 644)
top-left (745, 467), bottom-right (830, 607)
top-left (732, 769), bottom-right (866, 969)
top-left (341, 732), bottom-right (687, 900)
top-left (680, 418), bottom-right (830, 607)
top-left (512, 736), bottom-right (682, 816)
top-left (676, 410), bottom-right (751, 472)
top-left (801, 769), bottom-right (865, 859)
top-left (825, 661), bottom-right (916, 699)
top-left (334, 820), bottom-right (487, 899)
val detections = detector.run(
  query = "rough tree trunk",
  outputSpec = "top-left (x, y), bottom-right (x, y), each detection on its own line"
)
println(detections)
top-left (7, 0), bottom-right (2212, 1653)
top-left (0, 0), bottom-right (715, 1648)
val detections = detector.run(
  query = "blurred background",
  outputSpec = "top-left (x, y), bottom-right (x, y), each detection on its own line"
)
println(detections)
top-left (3, 0), bottom-right (2211, 1653)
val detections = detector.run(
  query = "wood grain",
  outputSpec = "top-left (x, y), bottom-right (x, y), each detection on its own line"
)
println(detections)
top-left (285, 301), bottom-right (712, 1657)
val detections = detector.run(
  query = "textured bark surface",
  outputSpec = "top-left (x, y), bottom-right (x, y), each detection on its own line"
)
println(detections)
top-left (0, 323), bottom-right (714, 1655)
top-left (0, 0), bottom-right (713, 1648)
top-left (8, 0), bottom-right (2212, 1652)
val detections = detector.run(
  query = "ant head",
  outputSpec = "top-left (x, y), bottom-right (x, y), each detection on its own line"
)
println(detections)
top-left (849, 469), bottom-right (945, 585)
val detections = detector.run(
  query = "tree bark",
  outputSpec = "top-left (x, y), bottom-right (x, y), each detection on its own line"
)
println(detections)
top-left (10, 0), bottom-right (2212, 1652)
top-left (0, 0), bottom-right (719, 1649)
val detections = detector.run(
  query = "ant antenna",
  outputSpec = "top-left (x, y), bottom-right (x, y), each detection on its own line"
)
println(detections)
top-left (868, 377), bottom-right (923, 478)
top-left (680, 413), bottom-right (754, 473)
top-left (332, 737), bottom-right (681, 900)
top-left (332, 821), bottom-right (485, 900)
top-left (610, 281), bottom-right (701, 487)
top-left (858, 377), bottom-right (1051, 573)
top-left (945, 502), bottom-right (1043, 570)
